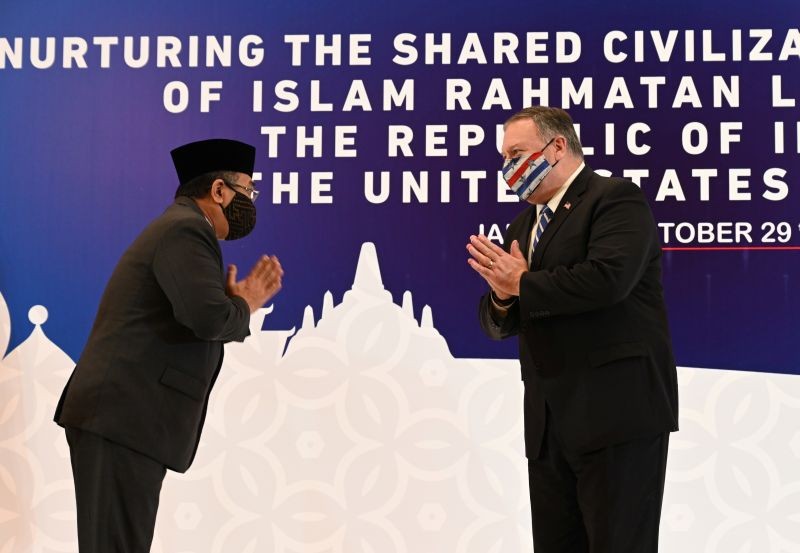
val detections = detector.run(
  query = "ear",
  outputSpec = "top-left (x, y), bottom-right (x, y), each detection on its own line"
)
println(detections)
top-left (211, 179), bottom-right (226, 205)
top-left (553, 135), bottom-right (568, 161)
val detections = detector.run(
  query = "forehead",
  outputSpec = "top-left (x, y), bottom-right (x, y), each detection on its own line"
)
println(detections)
top-left (501, 118), bottom-right (542, 151)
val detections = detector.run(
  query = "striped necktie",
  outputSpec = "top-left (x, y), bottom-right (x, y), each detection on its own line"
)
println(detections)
top-left (528, 205), bottom-right (554, 265)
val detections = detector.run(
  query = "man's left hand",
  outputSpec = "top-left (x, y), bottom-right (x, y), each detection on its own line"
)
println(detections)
top-left (466, 235), bottom-right (528, 297)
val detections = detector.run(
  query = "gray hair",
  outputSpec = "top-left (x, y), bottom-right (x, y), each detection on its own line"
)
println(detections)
top-left (175, 170), bottom-right (239, 199)
top-left (504, 106), bottom-right (584, 158)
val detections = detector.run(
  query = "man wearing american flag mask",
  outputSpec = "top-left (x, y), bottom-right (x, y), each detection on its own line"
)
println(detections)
top-left (467, 106), bottom-right (678, 553)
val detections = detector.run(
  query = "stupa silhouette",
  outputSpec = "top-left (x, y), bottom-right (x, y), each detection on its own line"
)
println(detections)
top-left (283, 242), bottom-right (450, 358)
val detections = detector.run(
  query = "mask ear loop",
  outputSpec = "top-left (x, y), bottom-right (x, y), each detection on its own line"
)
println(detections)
top-left (542, 137), bottom-right (560, 168)
top-left (518, 139), bottom-right (559, 201)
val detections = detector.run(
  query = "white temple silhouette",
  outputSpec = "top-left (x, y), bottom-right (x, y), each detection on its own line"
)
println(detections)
top-left (162, 242), bottom-right (531, 553)
top-left (283, 241), bottom-right (450, 359)
top-left (1, 243), bottom-right (799, 553)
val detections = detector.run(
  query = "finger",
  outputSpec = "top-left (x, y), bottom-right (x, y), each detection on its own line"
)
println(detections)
top-left (251, 255), bottom-right (272, 278)
top-left (467, 243), bottom-right (493, 267)
top-left (268, 268), bottom-right (283, 285)
top-left (226, 264), bottom-right (238, 287)
top-left (467, 257), bottom-right (496, 279)
top-left (469, 235), bottom-right (495, 258)
top-left (476, 235), bottom-right (508, 258)
top-left (258, 265), bottom-right (279, 285)
top-left (467, 236), bottom-right (496, 265)
top-left (262, 259), bottom-right (284, 281)
top-left (257, 256), bottom-right (280, 277)
top-left (470, 235), bottom-right (505, 264)
top-left (249, 256), bottom-right (266, 275)
top-left (270, 280), bottom-right (283, 295)
top-left (265, 279), bottom-right (282, 299)
top-left (510, 240), bottom-right (525, 259)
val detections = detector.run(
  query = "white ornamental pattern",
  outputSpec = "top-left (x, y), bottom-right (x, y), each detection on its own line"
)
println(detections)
top-left (0, 243), bottom-right (798, 553)
top-left (0, 302), bottom-right (76, 553)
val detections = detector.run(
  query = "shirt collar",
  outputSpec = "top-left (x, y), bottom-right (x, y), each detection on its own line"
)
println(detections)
top-left (539, 161), bottom-right (585, 216)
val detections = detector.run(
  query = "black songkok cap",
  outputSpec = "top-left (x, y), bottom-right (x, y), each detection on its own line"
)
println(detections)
top-left (170, 138), bottom-right (256, 186)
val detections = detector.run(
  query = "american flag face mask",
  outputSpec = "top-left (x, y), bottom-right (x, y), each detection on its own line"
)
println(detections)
top-left (502, 138), bottom-right (556, 201)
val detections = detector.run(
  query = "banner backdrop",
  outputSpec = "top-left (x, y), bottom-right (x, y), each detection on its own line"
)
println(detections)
top-left (1, 3), bottom-right (799, 372)
top-left (2, 2), bottom-right (800, 553)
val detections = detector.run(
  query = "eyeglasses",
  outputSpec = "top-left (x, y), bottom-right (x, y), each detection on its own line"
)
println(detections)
top-left (224, 180), bottom-right (260, 202)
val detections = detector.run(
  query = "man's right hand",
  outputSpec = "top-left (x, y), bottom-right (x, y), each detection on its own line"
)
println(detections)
top-left (226, 255), bottom-right (284, 313)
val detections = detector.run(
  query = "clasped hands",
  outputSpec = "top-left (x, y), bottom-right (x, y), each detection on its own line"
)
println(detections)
top-left (226, 255), bottom-right (284, 313)
top-left (466, 235), bottom-right (528, 300)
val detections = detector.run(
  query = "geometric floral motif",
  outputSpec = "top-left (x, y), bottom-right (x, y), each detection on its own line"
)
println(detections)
top-left (1, 244), bottom-right (799, 552)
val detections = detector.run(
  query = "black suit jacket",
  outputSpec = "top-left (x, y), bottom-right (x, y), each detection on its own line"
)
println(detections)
top-left (55, 197), bottom-right (251, 472)
top-left (479, 165), bottom-right (678, 458)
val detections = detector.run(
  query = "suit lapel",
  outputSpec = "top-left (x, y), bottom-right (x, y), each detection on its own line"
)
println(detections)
top-left (531, 165), bottom-right (592, 269)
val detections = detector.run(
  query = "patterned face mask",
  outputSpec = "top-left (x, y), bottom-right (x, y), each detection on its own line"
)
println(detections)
top-left (502, 138), bottom-right (557, 201)
top-left (222, 190), bottom-right (256, 240)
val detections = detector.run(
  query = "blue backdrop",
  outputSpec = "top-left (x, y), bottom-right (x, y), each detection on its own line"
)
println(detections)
top-left (1, 0), bottom-right (798, 373)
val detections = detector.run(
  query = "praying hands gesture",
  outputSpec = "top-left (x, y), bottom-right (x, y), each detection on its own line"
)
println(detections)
top-left (466, 234), bottom-right (528, 299)
top-left (226, 255), bottom-right (284, 313)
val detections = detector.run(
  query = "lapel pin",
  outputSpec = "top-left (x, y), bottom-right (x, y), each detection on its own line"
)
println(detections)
top-left (564, 202), bottom-right (571, 210)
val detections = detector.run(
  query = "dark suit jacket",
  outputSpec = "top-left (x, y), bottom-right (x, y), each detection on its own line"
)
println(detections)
top-left (55, 197), bottom-right (251, 472)
top-left (479, 165), bottom-right (679, 458)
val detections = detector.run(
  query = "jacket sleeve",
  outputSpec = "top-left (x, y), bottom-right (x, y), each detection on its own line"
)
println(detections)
top-left (519, 180), bottom-right (657, 319)
top-left (478, 292), bottom-right (520, 340)
top-left (152, 219), bottom-right (251, 343)
top-left (477, 222), bottom-right (522, 340)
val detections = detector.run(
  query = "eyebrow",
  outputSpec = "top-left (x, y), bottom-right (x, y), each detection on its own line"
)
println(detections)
top-left (503, 143), bottom-right (524, 156)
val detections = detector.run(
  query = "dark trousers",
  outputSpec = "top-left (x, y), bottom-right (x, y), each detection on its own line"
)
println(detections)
top-left (528, 410), bottom-right (669, 553)
top-left (65, 427), bottom-right (167, 553)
